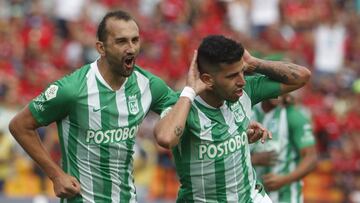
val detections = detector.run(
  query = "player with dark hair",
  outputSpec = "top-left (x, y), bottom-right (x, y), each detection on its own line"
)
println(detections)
top-left (154, 35), bottom-right (311, 202)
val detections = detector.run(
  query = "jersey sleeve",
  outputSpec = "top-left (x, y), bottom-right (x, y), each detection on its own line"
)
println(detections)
top-left (287, 106), bottom-right (316, 150)
top-left (29, 79), bottom-right (76, 126)
top-left (244, 75), bottom-right (281, 106)
top-left (149, 75), bottom-right (176, 114)
top-left (159, 92), bottom-right (198, 127)
top-left (158, 92), bottom-right (198, 147)
top-left (159, 92), bottom-right (180, 118)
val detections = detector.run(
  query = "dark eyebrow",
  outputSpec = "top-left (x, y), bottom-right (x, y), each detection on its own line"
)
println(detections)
top-left (132, 36), bottom-right (140, 41)
top-left (114, 37), bottom-right (127, 42)
top-left (114, 35), bottom-right (140, 42)
top-left (225, 72), bottom-right (239, 78)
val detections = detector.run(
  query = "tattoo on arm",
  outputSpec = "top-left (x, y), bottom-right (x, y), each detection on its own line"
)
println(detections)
top-left (256, 66), bottom-right (289, 82)
top-left (174, 126), bottom-right (183, 137)
top-left (255, 60), bottom-right (302, 84)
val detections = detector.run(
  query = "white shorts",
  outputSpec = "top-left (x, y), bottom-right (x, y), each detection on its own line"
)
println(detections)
top-left (253, 185), bottom-right (272, 203)
top-left (254, 193), bottom-right (272, 203)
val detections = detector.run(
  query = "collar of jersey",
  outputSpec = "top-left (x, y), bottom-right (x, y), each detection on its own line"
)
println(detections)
top-left (194, 96), bottom-right (226, 110)
top-left (91, 60), bottom-right (128, 92)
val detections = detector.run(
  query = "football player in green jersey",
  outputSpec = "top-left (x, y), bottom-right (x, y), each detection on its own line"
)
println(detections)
top-left (154, 35), bottom-right (311, 202)
top-left (8, 10), bottom-right (175, 203)
top-left (251, 94), bottom-right (317, 203)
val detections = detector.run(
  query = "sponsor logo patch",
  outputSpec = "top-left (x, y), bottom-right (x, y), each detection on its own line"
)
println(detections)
top-left (86, 125), bottom-right (139, 144)
top-left (45, 85), bottom-right (59, 100)
top-left (198, 132), bottom-right (247, 160)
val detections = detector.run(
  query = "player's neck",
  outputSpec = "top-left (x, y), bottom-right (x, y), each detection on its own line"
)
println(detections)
top-left (199, 91), bottom-right (224, 108)
top-left (97, 59), bottom-right (126, 90)
top-left (261, 101), bottom-right (276, 113)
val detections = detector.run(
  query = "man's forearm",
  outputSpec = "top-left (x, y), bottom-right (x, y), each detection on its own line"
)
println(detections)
top-left (13, 130), bottom-right (64, 180)
top-left (9, 111), bottom-right (64, 180)
top-left (283, 147), bottom-right (317, 184)
top-left (250, 59), bottom-right (310, 86)
top-left (154, 97), bottom-right (192, 149)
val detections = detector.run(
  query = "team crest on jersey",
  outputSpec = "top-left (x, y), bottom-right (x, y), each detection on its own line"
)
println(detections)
top-left (128, 95), bottom-right (139, 115)
top-left (230, 102), bottom-right (245, 123)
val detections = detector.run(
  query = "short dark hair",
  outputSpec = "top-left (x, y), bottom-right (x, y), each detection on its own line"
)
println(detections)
top-left (97, 10), bottom-right (135, 42)
top-left (197, 35), bottom-right (244, 73)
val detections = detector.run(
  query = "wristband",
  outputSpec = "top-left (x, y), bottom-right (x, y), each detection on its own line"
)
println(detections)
top-left (180, 86), bottom-right (196, 102)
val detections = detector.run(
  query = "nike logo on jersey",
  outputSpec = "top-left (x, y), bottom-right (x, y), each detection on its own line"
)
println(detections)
top-left (204, 123), bottom-right (216, 130)
top-left (93, 106), bottom-right (108, 112)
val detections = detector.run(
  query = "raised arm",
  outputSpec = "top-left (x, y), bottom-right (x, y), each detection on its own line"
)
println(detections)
top-left (154, 51), bottom-right (208, 149)
top-left (9, 107), bottom-right (80, 198)
top-left (243, 50), bottom-right (311, 94)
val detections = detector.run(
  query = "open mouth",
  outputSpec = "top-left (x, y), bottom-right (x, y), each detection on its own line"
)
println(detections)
top-left (124, 56), bottom-right (135, 69)
top-left (235, 89), bottom-right (243, 97)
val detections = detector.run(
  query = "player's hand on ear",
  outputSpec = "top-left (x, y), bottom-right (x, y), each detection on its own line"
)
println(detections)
top-left (187, 50), bottom-right (210, 95)
top-left (242, 49), bottom-right (257, 73)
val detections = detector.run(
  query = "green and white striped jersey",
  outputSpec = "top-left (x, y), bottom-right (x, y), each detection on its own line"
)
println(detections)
top-left (29, 61), bottom-right (174, 203)
top-left (251, 104), bottom-right (316, 203)
top-left (165, 75), bottom-right (281, 203)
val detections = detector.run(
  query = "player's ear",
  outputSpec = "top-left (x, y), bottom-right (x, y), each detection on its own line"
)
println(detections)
top-left (96, 41), bottom-right (106, 56)
top-left (200, 73), bottom-right (214, 89)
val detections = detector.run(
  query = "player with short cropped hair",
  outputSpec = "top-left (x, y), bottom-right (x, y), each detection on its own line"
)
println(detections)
top-left (9, 10), bottom-right (174, 203)
top-left (154, 35), bottom-right (311, 203)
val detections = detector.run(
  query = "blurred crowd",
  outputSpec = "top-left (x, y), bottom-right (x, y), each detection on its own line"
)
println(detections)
top-left (1, 0), bottom-right (360, 202)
